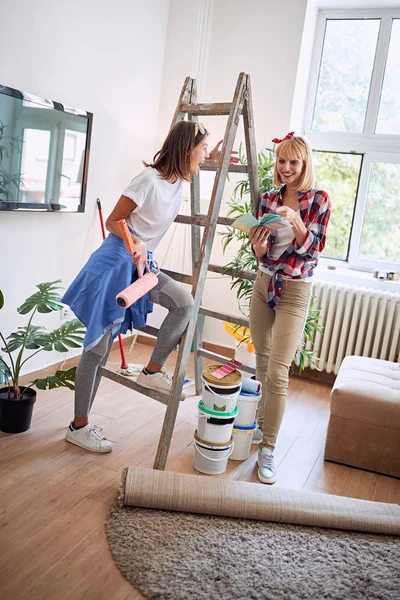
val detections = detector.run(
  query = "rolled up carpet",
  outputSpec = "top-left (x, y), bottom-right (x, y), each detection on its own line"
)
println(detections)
top-left (124, 467), bottom-right (400, 535)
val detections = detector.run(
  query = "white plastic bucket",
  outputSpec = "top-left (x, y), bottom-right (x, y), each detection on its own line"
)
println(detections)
top-left (230, 421), bottom-right (257, 461)
top-left (192, 431), bottom-right (234, 475)
top-left (235, 390), bottom-right (262, 427)
top-left (201, 375), bottom-right (241, 413)
top-left (197, 401), bottom-right (238, 445)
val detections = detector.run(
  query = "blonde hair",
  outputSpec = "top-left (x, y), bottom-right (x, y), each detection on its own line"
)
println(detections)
top-left (273, 135), bottom-right (315, 191)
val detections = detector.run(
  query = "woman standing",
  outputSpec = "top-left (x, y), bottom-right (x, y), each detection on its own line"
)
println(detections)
top-left (249, 132), bottom-right (331, 483)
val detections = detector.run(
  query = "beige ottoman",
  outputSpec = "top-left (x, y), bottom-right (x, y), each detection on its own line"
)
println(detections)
top-left (324, 356), bottom-right (400, 478)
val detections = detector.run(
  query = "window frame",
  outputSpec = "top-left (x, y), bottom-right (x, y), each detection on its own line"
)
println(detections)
top-left (304, 8), bottom-right (400, 272)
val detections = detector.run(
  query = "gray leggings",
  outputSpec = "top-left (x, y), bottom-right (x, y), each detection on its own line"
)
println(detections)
top-left (74, 270), bottom-right (194, 418)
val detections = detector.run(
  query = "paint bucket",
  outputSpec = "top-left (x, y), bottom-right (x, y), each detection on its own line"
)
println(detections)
top-left (230, 421), bottom-right (257, 461)
top-left (197, 400), bottom-right (238, 445)
top-left (193, 430), bottom-right (234, 475)
top-left (201, 364), bottom-right (242, 413)
top-left (235, 390), bottom-right (262, 427)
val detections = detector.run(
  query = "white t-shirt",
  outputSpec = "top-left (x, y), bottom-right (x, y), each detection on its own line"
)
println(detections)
top-left (123, 167), bottom-right (183, 252)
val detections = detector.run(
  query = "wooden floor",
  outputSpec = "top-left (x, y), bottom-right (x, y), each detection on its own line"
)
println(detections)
top-left (0, 342), bottom-right (399, 600)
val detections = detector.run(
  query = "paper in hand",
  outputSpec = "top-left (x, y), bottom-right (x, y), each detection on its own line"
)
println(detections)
top-left (231, 212), bottom-right (291, 234)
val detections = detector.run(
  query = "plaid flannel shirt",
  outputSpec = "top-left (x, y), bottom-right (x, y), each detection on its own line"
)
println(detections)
top-left (258, 186), bottom-right (331, 308)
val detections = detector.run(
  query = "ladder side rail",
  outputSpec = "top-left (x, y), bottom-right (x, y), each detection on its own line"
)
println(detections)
top-left (242, 74), bottom-right (260, 217)
top-left (171, 77), bottom-right (193, 127)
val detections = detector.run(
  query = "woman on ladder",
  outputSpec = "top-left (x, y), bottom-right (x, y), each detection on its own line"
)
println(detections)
top-left (248, 132), bottom-right (331, 484)
top-left (62, 121), bottom-right (238, 453)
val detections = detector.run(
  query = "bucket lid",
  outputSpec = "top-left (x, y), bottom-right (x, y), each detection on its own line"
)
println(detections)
top-left (198, 400), bottom-right (238, 418)
top-left (233, 420), bottom-right (257, 431)
top-left (193, 430), bottom-right (233, 448)
top-left (202, 364), bottom-right (242, 387)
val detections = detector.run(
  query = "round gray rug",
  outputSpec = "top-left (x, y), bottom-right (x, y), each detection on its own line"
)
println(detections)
top-left (106, 494), bottom-right (400, 600)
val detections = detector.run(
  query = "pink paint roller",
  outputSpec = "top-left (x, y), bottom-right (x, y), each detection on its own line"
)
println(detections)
top-left (116, 220), bottom-right (158, 309)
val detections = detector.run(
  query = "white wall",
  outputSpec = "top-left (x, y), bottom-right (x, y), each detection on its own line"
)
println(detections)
top-left (151, 0), bottom-right (309, 350)
top-left (0, 0), bottom-right (170, 373)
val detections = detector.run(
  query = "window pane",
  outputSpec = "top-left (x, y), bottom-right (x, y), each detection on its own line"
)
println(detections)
top-left (312, 19), bottom-right (380, 133)
top-left (59, 130), bottom-right (87, 209)
top-left (313, 151), bottom-right (362, 261)
top-left (376, 20), bottom-right (400, 135)
top-left (359, 161), bottom-right (400, 263)
top-left (19, 129), bottom-right (51, 204)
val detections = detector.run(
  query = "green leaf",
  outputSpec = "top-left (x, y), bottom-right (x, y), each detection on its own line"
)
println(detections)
top-left (33, 366), bottom-right (77, 391)
top-left (0, 356), bottom-right (12, 385)
top-left (18, 280), bottom-right (64, 315)
top-left (5, 325), bottom-right (47, 353)
top-left (34, 318), bottom-right (85, 353)
top-left (0, 290), bottom-right (4, 310)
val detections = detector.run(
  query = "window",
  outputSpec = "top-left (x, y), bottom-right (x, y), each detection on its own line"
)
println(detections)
top-left (304, 9), bottom-right (400, 271)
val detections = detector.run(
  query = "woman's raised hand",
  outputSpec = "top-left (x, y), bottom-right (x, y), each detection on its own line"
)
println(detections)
top-left (249, 226), bottom-right (270, 259)
top-left (275, 206), bottom-right (297, 224)
top-left (207, 140), bottom-right (240, 165)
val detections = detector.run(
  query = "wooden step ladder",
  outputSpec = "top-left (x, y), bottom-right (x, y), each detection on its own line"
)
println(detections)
top-left (99, 72), bottom-right (259, 470)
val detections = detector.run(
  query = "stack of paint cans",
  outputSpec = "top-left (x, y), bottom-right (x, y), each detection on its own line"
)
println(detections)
top-left (193, 364), bottom-right (241, 475)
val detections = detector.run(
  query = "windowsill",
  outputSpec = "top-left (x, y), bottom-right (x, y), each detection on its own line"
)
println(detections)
top-left (315, 264), bottom-right (400, 292)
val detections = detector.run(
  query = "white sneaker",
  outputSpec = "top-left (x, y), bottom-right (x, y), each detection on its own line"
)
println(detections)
top-left (136, 368), bottom-right (186, 399)
top-left (65, 423), bottom-right (113, 453)
top-left (257, 447), bottom-right (277, 484)
top-left (251, 424), bottom-right (263, 444)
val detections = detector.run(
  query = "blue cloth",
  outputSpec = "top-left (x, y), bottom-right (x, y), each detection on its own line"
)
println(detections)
top-left (61, 233), bottom-right (153, 350)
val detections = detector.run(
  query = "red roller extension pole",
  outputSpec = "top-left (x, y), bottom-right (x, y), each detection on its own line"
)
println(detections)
top-left (96, 198), bottom-right (129, 371)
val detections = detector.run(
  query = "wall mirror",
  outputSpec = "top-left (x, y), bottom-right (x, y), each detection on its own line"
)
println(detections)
top-left (0, 84), bottom-right (92, 212)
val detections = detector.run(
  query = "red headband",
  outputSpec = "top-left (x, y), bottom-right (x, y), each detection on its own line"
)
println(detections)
top-left (272, 131), bottom-right (295, 144)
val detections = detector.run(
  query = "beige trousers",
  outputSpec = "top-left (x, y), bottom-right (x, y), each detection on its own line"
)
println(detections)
top-left (249, 271), bottom-right (312, 452)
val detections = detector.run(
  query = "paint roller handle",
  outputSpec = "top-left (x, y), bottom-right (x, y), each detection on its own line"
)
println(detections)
top-left (117, 219), bottom-right (148, 274)
top-left (117, 219), bottom-right (137, 254)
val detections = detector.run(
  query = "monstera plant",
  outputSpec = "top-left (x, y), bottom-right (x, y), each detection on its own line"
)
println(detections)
top-left (0, 281), bottom-right (85, 433)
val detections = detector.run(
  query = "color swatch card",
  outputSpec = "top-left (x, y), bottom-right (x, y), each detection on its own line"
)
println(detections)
top-left (210, 359), bottom-right (242, 380)
top-left (231, 212), bottom-right (291, 234)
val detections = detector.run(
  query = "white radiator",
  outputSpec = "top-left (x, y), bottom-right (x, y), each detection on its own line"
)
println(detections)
top-left (306, 281), bottom-right (400, 375)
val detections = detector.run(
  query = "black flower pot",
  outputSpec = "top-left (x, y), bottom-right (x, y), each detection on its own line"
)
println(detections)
top-left (0, 387), bottom-right (36, 433)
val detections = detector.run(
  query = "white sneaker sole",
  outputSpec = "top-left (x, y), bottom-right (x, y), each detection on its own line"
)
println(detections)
top-left (257, 470), bottom-right (277, 484)
top-left (65, 434), bottom-right (112, 453)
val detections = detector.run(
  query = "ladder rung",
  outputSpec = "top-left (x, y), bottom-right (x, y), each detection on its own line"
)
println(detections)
top-left (200, 162), bottom-right (249, 174)
top-left (175, 214), bottom-right (233, 227)
top-left (181, 102), bottom-right (232, 116)
top-left (99, 367), bottom-right (174, 405)
top-left (161, 269), bottom-right (194, 285)
top-left (198, 348), bottom-right (256, 376)
top-left (136, 325), bottom-right (159, 337)
top-left (199, 307), bottom-right (248, 328)
top-left (207, 263), bottom-right (256, 282)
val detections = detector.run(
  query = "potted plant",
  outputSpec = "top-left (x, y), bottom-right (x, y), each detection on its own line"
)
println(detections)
top-left (0, 280), bottom-right (85, 433)
top-left (221, 144), bottom-right (323, 372)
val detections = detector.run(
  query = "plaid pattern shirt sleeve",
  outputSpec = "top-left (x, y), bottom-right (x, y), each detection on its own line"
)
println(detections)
top-left (257, 188), bottom-right (331, 308)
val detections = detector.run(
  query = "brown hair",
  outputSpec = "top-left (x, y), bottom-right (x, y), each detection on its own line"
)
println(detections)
top-left (273, 135), bottom-right (315, 191)
top-left (144, 121), bottom-right (208, 182)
